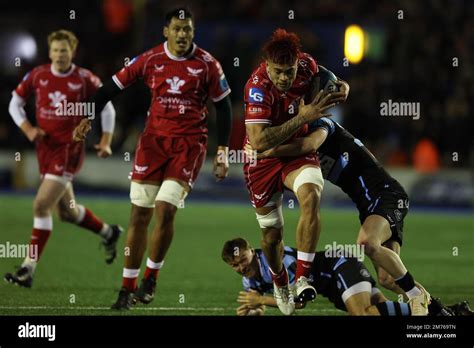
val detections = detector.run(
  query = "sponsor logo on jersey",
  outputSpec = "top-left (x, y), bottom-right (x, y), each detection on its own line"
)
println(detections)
top-left (186, 67), bottom-right (203, 77)
top-left (39, 79), bottom-right (49, 87)
top-left (156, 96), bottom-right (192, 106)
top-left (67, 82), bottom-right (82, 91)
top-left (252, 75), bottom-right (259, 84)
top-left (249, 88), bottom-right (264, 103)
top-left (166, 76), bottom-right (186, 94)
top-left (154, 64), bottom-right (164, 72)
top-left (248, 106), bottom-right (263, 114)
top-left (394, 209), bottom-right (402, 222)
top-left (126, 56), bottom-right (137, 67)
top-left (48, 91), bottom-right (67, 107)
top-left (219, 74), bottom-right (229, 91)
top-left (134, 165), bottom-right (148, 174)
top-left (54, 164), bottom-right (64, 172)
top-left (201, 52), bottom-right (214, 62)
top-left (182, 168), bottom-right (192, 177)
top-left (254, 191), bottom-right (267, 200)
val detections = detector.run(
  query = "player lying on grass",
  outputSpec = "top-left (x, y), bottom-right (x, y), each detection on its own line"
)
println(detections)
top-left (72, 7), bottom-right (233, 310)
top-left (246, 111), bottom-right (435, 315)
top-left (242, 29), bottom-right (349, 315)
top-left (222, 238), bottom-right (414, 316)
top-left (222, 238), bottom-right (471, 316)
top-left (5, 30), bottom-right (122, 288)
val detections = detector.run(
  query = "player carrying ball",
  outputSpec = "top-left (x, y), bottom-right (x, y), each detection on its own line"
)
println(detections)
top-left (72, 7), bottom-right (233, 310)
top-left (5, 29), bottom-right (122, 288)
top-left (247, 114), bottom-right (432, 315)
top-left (243, 29), bottom-right (349, 315)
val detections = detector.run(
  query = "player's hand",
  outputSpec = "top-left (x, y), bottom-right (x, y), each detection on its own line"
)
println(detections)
top-left (213, 146), bottom-right (229, 182)
top-left (244, 143), bottom-right (273, 160)
top-left (94, 143), bottom-right (112, 158)
top-left (298, 90), bottom-right (335, 123)
top-left (25, 127), bottom-right (46, 143)
top-left (331, 79), bottom-right (350, 103)
top-left (236, 304), bottom-right (250, 316)
top-left (73, 118), bottom-right (92, 142)
top-left (237, 289), bottom-right (263, 308)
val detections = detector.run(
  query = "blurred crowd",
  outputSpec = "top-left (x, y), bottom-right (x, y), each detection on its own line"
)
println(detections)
top-left (1, 0), bottom-right (472, 169)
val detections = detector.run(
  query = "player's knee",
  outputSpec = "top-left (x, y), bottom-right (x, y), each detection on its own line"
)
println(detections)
top-left (357, 238), bottom-right (381, 258)
top-left (256, 206), bottom-right (284, 230)
top-left (378, 272), bottom-right (395, 290)
top-left (155, 201), bottom-right (177, 227)
top-left (297, 185), bottom-right (321, 214)
top-left (57, 207), bottom-right (77, 223)
top-left (33, 197), bottom-right (52, 216)
top-left (130, 206), bottom-right (153, 227)
top-left (261, 228), bottom-right (283, 247)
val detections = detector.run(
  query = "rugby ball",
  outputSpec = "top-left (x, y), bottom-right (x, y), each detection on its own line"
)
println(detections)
top-left (317, 65), bottom-right (339, 94)
top-left (305, 65), bottom-right (339, 103)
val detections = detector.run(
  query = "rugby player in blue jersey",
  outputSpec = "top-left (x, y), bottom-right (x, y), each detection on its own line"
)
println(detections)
top-left (222, 238), bottom-right (412, 316)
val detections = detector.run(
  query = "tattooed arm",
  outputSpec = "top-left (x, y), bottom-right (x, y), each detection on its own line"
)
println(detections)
top-left (246, 90), bottom-right (335, 152)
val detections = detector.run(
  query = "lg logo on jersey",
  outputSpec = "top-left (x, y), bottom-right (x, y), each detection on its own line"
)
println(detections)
top-left (249, 88), bottom-right (264, 103)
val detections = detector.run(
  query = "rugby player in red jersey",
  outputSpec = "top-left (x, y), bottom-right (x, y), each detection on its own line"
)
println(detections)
top-left (5, 30), bottom-right (122, 288)
top-left (73, 7), bottom-right (233, 310)
top-left (243, 29), bottom-right (349, 314)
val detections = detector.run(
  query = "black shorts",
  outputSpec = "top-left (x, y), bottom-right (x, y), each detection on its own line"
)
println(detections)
top-left (312, 254), bottom-right (377, 311)
top-left (358, 184), bottom-right (409, 246)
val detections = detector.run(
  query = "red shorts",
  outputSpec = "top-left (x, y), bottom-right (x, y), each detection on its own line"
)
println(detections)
top-left (36, 139), bottom-right (85, 180)
top-left (131, 132), bottom-right (207, 187)
top-left (243, 154), bottom-right (320, 208)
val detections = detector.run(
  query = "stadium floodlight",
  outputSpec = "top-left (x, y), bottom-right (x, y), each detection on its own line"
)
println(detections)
top-left (344, 25), bottom-right (365, 64)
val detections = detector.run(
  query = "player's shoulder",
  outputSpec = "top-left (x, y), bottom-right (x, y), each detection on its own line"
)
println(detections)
top-left (27, 64), bottom-right (50, 78)
top-left (194, 45), bottom-right (220, 64)
top-left (298, 51), bottom-right (318, 75)
top-left (131, 44), bottom-right (165, 66)
top-left (75, 65), bottom-right (94, 78)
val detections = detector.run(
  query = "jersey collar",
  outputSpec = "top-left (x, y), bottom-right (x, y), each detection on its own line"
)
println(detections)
top-left (164, 41), bottom-right (196, 61)
top-left (50, 64), bottom-right (76, 77)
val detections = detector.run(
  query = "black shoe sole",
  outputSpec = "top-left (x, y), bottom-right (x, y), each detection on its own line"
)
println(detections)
top-left (296, 288), bottom-right (316, 303)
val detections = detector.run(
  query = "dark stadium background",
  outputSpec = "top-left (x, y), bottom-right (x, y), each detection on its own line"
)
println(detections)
top-left (0, 0), bottom-right (472, 323)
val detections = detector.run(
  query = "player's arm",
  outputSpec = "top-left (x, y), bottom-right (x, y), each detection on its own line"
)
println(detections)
top-left (246, 90), bottom-right (335, 152)
top-left (247, 128), bottom-right (327, 159)
top-left (236, 289), bottom-right (306, 316)
top-left (94, 100), bottom-right (116, 158)
top-left (213, 95), bottom-right (232, 181)
top-left (249, 117), bottom-right (335, 159)
top-left (73, 79), bottom-right (122, 142)
top-left (9, 92), bottom-right (46, 143)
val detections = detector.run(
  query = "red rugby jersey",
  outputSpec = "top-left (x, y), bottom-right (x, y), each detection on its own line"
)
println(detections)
top-left (112, 41), bottom-right (231, 136)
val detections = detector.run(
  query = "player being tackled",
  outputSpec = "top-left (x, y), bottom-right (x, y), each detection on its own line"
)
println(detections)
top-left (243, 29), bottom-right (349, 314)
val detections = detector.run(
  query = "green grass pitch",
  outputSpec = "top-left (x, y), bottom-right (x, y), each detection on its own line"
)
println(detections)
top-left (0, 194), bottom-right (472, 316)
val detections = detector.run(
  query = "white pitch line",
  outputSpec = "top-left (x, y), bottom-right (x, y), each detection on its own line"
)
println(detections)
top-left (0, 306), bottom-right (339, 313)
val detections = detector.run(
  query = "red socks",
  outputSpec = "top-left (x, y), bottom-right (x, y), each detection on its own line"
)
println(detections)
top-left (78, 207), bottom-right (104, 234)
top-left (270, 267), bottom-right (289, 287)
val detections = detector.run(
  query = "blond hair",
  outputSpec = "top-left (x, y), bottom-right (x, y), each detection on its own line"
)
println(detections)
top-left (47, 29), bottom-right (78, 51)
